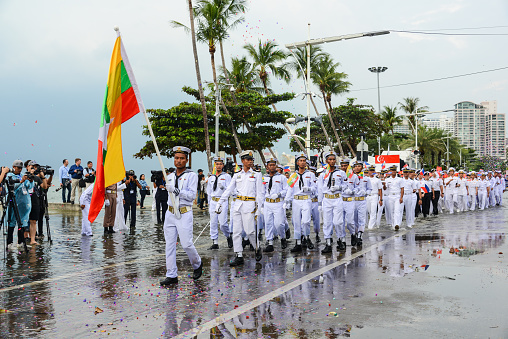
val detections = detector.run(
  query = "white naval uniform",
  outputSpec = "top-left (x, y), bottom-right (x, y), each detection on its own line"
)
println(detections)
top-left (443, 176), bottom-right (457, 214)
top-left (114, 181), bottom-right (128, 231)
top-left (498, 177), bottom-right (506, 205)
top-left (494, 177), bottom-right (502, 205)
top-left (310, 174), bottom-right (320, 235)
top-left (164, 169), bottom-right (201, 278)
top-left (284, 170), bottom-right (317, 241)
top-left (207, 172), bottom-right (232, 240)
top-left (263, 172), bottom-right (288, 241)
top-left (220, 168), bottom-right (264, 253)
top-left (377, 177), bottom-right (390, 226)
top-left (367, 176), bottom-right (382, 229)
top-left (79, 183), bottom-right (94, 236)
top-left (400, 178), bottom-right (415, 227)
top-left (410, 178), bottom-right (419, 221)
top-left (477, 179), bottom-right (489, 210)
top-left (385, 175), bottom-right (403, 229)
top-left (466, 179), bottom-right (478, 211)
top-left (341, 174), bottom-right (360, 236)
top-left (317, 169), bottom-right (345, 240)
top-left (455, 177), bottom-right (468, 212)
top-left (353, 175), bottom-right (372, 233)
top-left (488, 176), bottom-right (496, 207)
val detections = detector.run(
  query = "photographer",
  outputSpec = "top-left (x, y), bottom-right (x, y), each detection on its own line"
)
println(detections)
top-left (37, 166), bottom-right (54, 239)
top-left (68, 158), bottom-right (83, 204)
top-left (59, 159), bottom-right (71, 203)
top-left (152, 170), bottom-right (168, 225)
top-left (83, 161), bottom-right (95, 188)
top-left (5, 160), bottom-right (33, 251)
top-left (25, 160), bottom-right (49, 246)
top-left (138, 174), bottom-right (149, 209)
top-left (123, 170), bottom-right (142, 227)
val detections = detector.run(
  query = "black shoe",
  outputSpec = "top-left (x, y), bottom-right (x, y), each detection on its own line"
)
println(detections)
top-left (255, 248), bottom-right (263, 261)
top-left (351, 234), bottom-right (357, 246)
top-left (227, 236), bottom-right (233, 248)
top-left (208, 243), bottom-right (219, 250)
top-left (356, 232), bottom-right (363, 246)
top-left (242, 238), bottom-right (249, 249)
top-left (307, 238), bottom-right (314, 250)
top-left (337, 240), bottom-right (346, 251)
top-left (258, 232), bottom-right (263, 241)
top-left (301, 237), bottom-right (307, 248)
top-left (249, 244), bottom-right (255, 251)
top-left (274, 236), bottom-right (279, 241)
top-left (70, 201), bottom-right (74, 205)
top-left (321, 244), bottom-right (332, 254)
top-left (285, 229), bottom-right (291, 239)
top-left (229, 256), bottom-right (244, 267)
top-left (108, 227), bottom-right (116, 234)
top-left (395, 225), bottom-right (400, 231)
top-left (193, 262), bottom-right (203, 280)
top-left (281, 238), bottom-right (287, 249)
top-left (290, 244), bottom-right (302, 253)
top-left (265, 240), bottom-right (270, 246)
top-left (264, 244), bottom-right (274, 253)
top-left (160, 277), bottom-right (178, 286)
top-left (315, 234), bottom-right (321, 243)
top-left (104, 228), bottom-right (109, 235)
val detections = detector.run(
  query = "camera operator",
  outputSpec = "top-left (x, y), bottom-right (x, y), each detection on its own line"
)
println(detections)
top-left (25, 160), bottom-right (49, 246)
top-left (123, 170), bottom-right (142, 227)
top-left (152, 170), bottom-right (168, 225)
top-left (83, 161), bottom-right (95, 188)
top-left (68, 158), bottom-right (84, 204)
top-left (5, 160), bottom-right (33, 251)
top-left (59, 159), bottom-right (72, 203)
top-left (37, 166), bottom-right (54, 239)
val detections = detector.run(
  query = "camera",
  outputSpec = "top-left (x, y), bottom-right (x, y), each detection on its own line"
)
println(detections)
top-left (126, 170), bottom-right (137, 180)
top-left (151, 170), bottom-right (163, 183)
top-left (224, 158), bottom-right (234, 175)
top-left (40, 165), bottom-right (54, 176)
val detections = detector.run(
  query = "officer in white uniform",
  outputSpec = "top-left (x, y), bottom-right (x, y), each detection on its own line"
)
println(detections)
top-left (430, 169), bottom-right (444, 215)
top-left (496, 171), bottom-right (506, 205)
top-left (443, 168), bottom-right (457, 214)
top-left (467, 172), bottom-right (478, 211)
top-left (366, 166), bottom-right (382, 229)
top-left (219, 150), bottom-right (264, 267)
top-left (207, 156), bottom-right (232, 249)
top-left (309, 166), bottom-right (321, 244)
top-left (352, 161), bottom-right (372, 246)
top-left (487, 172), bottom-right (496, 207)
top-left (79, 183), bottom-right (95, 236)
top-left (262, 157), bottom-right (288, 252)
top-left (477, 172), bottom-right (490, 210)
top-left (284, 153), bottom-right (316, 253)
top-left (317, 151), bottom-right (345, 253)
top-left (456, 170), bottom-right (469, 212)
top-left (341, 162), bottom-right (359, 247)
top-left (385, 166), bottom-right (403, 230)
top-left (160, 146), bottom-right (202, 286)
top-left (400, 168), bottom-right (415, 228)
top-left (377, 170), bottom-right (390, 226)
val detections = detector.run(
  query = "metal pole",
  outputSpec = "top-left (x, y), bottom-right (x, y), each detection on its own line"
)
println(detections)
top-left (447, 137), bottom-right (450, 167)
top-left (376, 72), bottom-right (381, 155)
top-left (306, 23), bottom-right (311, 157)
top-left (415, 108), bottom-right (419, 168)
top-left (214, 85), bottom-right (220, 156)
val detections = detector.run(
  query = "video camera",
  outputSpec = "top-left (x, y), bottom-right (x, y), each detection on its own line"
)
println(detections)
top-left (224, 158), bottom-right (234, 175)
top-left (38, 165), bottom-right (54, 176)
top-left (125, 170), bottom-right (137, 180)
top-left (151, 170), bottom-right (163, 182)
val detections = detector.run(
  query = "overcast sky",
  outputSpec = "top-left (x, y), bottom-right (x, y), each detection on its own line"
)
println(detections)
top-left (1, 0), bottom-right (507, 174)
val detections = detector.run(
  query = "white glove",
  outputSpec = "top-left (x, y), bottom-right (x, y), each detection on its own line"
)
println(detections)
top-left (302, 186), bottom-right (311, 193)
top-left (283, 202), bottom-right (291, 210)
top-left (255, 208), bottom-right (262, 217)
top-left (270, 193), bottom-right (280, 200)
top-left (167, 184), bottom-right (175, 192)
top-left (105, 199), bottom-right (110, 207)
top-left (344, 188), bottom-right (353, 195)
top-left (352, 188), bottom-right (359, 195)
top-left (330, 186), bottom-right (340, 193)
top-left (215, 204), bottom-right (222, 214)
top-left (218, 183), bottom-right (225, 190)
top-left (358, 190), bottom-right (366, 196)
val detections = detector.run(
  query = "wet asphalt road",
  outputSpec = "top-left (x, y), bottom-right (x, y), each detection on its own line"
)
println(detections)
top-left (0, 201), bottom-right (507, 338)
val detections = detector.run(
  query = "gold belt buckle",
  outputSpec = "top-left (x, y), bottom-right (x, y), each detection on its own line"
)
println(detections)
top-left (212, 197), bottom-right (220, 202)
top-left (312, 198), bottom-right (318, 202)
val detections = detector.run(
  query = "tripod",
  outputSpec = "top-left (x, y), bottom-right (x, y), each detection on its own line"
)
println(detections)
top-left (1, 185), bottom-right (28, 258)
top-left (39, 190), bottom-right (52, 243)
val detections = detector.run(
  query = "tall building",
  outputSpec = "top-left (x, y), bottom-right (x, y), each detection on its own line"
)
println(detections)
top-left (393, 119), bottom-right (411, 135)
top-left (422, 114), bottom-right (454, 135)
top-left (454, 100), bottom-right (506, 159)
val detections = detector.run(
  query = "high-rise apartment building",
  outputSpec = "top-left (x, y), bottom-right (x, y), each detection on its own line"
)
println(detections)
top-left (454, 100), bottom-right (505, 159)
top-left (422, 114), bottom-right (454, 135)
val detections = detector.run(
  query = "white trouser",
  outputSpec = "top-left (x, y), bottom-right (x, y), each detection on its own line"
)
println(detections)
top-left (231, 200), bottom-right (258, 253)
top-left (151, 187), bottom-right (157, 211)
top-left (342, 199), bottom-right (355, 236)
top-left (469, 194), bottom-right (476, 211)
top-left (311, 201), bottom-right (320, 234)
top-left (411, 193), bottom-right (417, 220)
top-left (264, 201), bottom-right (285, 241)
top-left (478, 191), bottom-right (487, 210)
top-left (445, 193), bottom-right (455, 214)
top-left (401, 194), bottom-right (414, 227)
top-left (209, 199), bottom-right (230, 240)
top-left (495, 188), bottom-right (502, 205)
top-left (81, 204), bottom-right (92, 236)
top-left (456, 195), bottom-right (467, 212)
top-left (376, 199), bottom-right (386, 227)
top-left (384, 195), bottom-right (400, 228)
top-left (229, 199), bottom-right (235, 234)
top-left (366, 195), bottom-right (379, 229)
top-left (499, 189), bottom-right (504, 205)
top-left (322, 197), bottom-right (343, 239)
top-left (291, 198), bottom-right (311, 240)
top-left (164, 209), bottom-right (201, 278)
top-left (114, 198), bottom-right (127, 231)
top-left (354, 198), bottom-right (367, 233)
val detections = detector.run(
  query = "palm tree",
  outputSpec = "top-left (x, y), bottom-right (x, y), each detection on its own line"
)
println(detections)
top-left (380, 105), bottom-right (403, 135)
top-left (288, 45), bottom-right (328, 81)
top-left (311, 54), bottom-right (352, 155)
top-left (398, 97), bottom-right (429, 134)
top-left (218, 56), bottom-right (264, 94)
top-left (400, 126), bottom-right (447, 166)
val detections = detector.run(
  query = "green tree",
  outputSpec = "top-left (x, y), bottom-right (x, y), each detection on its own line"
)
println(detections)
top-left (380, 105), bottom-right (403, 135)
top-left (398, 97), bottom-right (429, 134)
top-left (218, 56), bottom-right (264, 94)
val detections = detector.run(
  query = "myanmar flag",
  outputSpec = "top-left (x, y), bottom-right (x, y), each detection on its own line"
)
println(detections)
top-left (89, 31), bottom-right (144, 222)
top-left (287, 172), bottom-right (299, 188)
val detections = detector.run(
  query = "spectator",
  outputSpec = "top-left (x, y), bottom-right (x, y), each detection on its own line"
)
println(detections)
top-left (154, 170), bottom-right (168, 225)
top-left (83, 161), bottom-right (95, 188)
top-left (59, 159), bottom-right (71, 203)
top-left (37, 167), bottom-right (53, 239)
top-left (123, 170), bottom-right (142, 227)
top-left (6, 160), bottom-right (33, 251)
top-left (138, 174), bottom-right (149, 209)
top-left (25, 160), bottom-right (48, 246)
top-left (68, 158), bottom-right (84, 204)
top-left (199, 173), bottom-right (208, 210)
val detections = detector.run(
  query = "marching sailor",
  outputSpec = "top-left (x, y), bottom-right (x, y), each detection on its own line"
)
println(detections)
top-left (160, 146), bottom-right (202, 286)
top-left (385, 165), bottom-right (403, 230)
top-left (366, 165), bottom-right (382, 229)
top-left (207, 156), bottom-right (233, 249)
top-left (352, 161), bottom-right (372, 246)
top-left (219, 150), bottom-right (264, 266)
top-left (309, 166), bottom-right (321, 244)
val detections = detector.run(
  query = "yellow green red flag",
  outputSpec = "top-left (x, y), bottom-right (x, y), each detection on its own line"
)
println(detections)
top-left (89, 31), bottom-right (144, 222)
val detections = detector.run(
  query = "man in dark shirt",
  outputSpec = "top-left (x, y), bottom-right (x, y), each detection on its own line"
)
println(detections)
top-left (68, 158), bottom-right (84, 204)
top-left (123, 170), bottom-right (142, 227)
top-left (154, 170), bottom-right (169, 225)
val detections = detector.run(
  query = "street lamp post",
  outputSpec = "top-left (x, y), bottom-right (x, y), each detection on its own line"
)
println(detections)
top-left (205, 81), bottom-right (235, 156)
top-left (286, 29), bottom-right (390, 157)
top-left (368, 66), bottom-right (388, 155)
